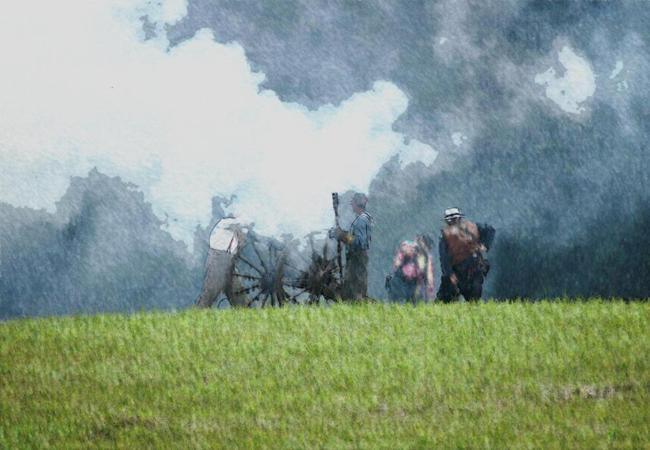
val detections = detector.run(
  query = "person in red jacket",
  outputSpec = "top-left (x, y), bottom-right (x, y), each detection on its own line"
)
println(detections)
top-left (437, 208), bottom-right (495, 302)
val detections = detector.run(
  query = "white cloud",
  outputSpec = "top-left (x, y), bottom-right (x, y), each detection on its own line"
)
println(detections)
top-left (0, 0), bottom-right (436, 245)
top-left (451, 132), bottom-right (467, 147)
top-left (534, 46), bottom-right (596, 115)
top-left (610, 60), bottom-right (624, 79)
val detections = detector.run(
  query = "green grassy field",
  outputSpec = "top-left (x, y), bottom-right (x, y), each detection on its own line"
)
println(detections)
top-left (1, 301), bottom-right (649, 449)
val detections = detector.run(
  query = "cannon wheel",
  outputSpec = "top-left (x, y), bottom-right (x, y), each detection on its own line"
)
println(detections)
top-left (231, 237), bottom-right (310, 307)
top-left (294, 235), bottom-right (342, 303)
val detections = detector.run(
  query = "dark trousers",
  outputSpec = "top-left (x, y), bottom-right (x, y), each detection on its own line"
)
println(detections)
top-left (386, 272), bottom-right (418, 303)
top-left (437, 254), bottom-right (488, 302)
top-left (341, 250), bottom-right (368, 301)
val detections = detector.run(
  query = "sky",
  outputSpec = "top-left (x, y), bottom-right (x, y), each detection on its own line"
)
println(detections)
top-left (1, 0), bottom-right (649, 309)
top-left (0, 0), bottom-right (646, 253)
top-left (0, 0), bottom-right (438, 245)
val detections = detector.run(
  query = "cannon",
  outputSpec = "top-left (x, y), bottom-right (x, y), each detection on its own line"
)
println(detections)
top-left (216, 231), bottom-right (343, 308)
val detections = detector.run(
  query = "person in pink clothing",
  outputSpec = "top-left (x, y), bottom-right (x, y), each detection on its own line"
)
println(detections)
top-left (385, 235), bottom-right (435, 303)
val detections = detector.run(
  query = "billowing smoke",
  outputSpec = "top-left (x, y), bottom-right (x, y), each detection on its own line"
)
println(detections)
top-left (0, 0), bottom-right (435, 246)
top-left (1, 0), bottom-right (649, 318)
top-left (163, 0), bottom-right (650, 299)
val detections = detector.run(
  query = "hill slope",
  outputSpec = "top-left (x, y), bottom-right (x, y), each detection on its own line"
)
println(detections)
top-left (1, 302), bottom-right (649, 449)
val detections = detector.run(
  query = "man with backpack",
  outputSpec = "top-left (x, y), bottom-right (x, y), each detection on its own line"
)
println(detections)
top-left (437, 208), bottom-right (495, 302)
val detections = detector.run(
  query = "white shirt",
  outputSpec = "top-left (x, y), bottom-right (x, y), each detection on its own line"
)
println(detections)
top-left (209, 218), bottom-right (240, 252)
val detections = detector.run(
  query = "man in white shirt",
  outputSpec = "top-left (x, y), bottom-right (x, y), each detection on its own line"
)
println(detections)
top-left (196, 216), bottom-right (248, 308)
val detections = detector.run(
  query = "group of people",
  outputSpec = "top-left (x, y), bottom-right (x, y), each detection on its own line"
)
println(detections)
top-left (385, 207), bottom-right (495, 303)
top-left (195, 192), bottom-right (495, 308)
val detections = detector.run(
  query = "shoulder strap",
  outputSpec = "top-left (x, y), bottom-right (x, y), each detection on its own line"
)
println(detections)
top-left (226, 235), bottom-right (236, 254)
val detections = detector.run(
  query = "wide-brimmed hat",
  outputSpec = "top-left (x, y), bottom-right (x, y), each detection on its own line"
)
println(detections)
top-left (444, 207), bottom-right (463, 221)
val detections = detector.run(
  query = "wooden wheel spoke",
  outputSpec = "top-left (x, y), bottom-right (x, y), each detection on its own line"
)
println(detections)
top-left (284, 281), bottom-right (305, 290)
top-left (248, 292), bottom-right (263, 307)
top-left (233, 272), bottom-right (262, 281)
top-left (252, 242), bottom-right (269, 272)
top-left (283, 260), bottom-right (303, 273)
top-left (308, 238), bottom-right (316, 259)
top-left (233, 284), bottom-right (260, 296)
top-left (238, 255), bottom-right (263, 275)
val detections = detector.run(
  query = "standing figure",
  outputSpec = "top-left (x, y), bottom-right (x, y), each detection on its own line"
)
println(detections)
top-left (196, 216), bottom-right (248, 308)
top-left (330, 193), bottom-right (372, 301)
top-left (437, 208), bottom-right (495, 302)
top-left (386, 235), bottom-right (435, 303)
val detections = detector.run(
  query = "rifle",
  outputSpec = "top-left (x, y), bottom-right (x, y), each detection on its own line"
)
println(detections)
top-left (331, 192), bottom-right (344, 280)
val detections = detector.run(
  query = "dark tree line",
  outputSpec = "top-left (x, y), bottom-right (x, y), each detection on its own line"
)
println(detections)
top-left (0, 170), bottom-right (202, 319)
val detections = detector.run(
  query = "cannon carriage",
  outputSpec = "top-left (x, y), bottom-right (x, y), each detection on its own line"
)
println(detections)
top-left (211, 193), bottom-right (351, 308)
top-left (215, 231), bottom-right (343, 308)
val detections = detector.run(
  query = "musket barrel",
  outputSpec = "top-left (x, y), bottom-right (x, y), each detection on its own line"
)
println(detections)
top-left (331, 192), bottom-right (343, 280)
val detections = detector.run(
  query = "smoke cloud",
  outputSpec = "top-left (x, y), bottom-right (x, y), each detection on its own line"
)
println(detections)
top-left (0, 0), bottom-right (435, 245)
top-left (2, 0), bottom-right (649, 311)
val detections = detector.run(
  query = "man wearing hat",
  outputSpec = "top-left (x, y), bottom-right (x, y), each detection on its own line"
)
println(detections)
top-left (437, 208), bottom-right (495, 302)
top-left (196, 215), bottom-right (249, 308)
top-left (330, 192), bottom-right (372, 300)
